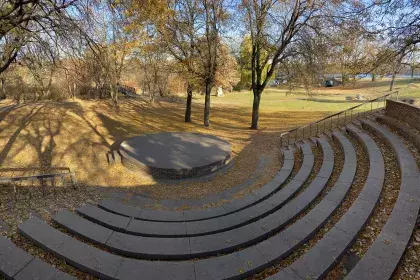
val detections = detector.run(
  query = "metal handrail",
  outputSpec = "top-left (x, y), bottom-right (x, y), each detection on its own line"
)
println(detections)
top-left (280, 91), bottom-right (399, 146)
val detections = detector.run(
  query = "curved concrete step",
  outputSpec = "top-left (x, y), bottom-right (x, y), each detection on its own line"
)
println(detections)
top-left (376, 115), bottom-right (420, 149)
top-left (0, 236), bottom-right (75, 280)
top-left (99, 147), bottom-right (297, 222)
top-left (116, 150), bottom-right (283, 209)
top-left (345, 119), bottom-right (420, 280)
top-left (77, 143), bottom-right (317, 237)
top-left (52, 139), bottom-right (334, 259)
top-left (269, 124), bottom-right (385, 279)
top-left (18, 132), bottom-right (357, 279)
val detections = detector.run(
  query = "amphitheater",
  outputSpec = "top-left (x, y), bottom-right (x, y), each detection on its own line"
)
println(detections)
top-left (1, 99), bottom-right (419, 280)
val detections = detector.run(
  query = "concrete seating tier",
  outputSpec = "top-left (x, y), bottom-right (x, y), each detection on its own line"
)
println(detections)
top-left (98, 148), bottom-right (297, 222)
top-left (0, 235), bottom-right (75, 280)
top-left (100, 147), bottom-right (293, 217)
top-left (269, 124), bottom-right (385, 279)
top-left (345, 119), bottom-right (420, 279)
top-left (75, 142), bottom-right (317, 238)
top-left (376, 115), bottom-right (420, 149)
top-left (52, 138), bottom-right (334, 259)
top-left (13, 116), bottom-right (420, 280)
top-left (18, 132), bottom-right (357, 279)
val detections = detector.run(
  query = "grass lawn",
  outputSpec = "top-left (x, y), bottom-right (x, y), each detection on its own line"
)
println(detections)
top-left (0, 78), bottom-right (418, 200)
top-left (204, 77), bottom-right (420, 112)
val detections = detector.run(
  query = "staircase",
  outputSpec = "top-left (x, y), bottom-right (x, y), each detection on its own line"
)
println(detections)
top-left (1, 99), bottom-right (419, 280)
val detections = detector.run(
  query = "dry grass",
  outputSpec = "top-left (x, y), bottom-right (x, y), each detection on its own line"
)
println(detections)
top-left (0, 79), bottom-right (418, 199)
top-left (0, 96), bottom-right (327, 200)
top-left (0, 80), bottom-right (419, 279)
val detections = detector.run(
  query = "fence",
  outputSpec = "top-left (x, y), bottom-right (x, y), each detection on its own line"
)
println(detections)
top-left (280, 91), bottom-right (400, 146)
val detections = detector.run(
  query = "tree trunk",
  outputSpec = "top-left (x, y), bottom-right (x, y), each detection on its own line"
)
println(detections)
top-left (0, 50), bottom-right (18, 75)
top-left (0, 78), bottom-right (5, 99)
top-left (251, 88), bottom-right (262, 130)
top-left (204, 82), bottom-right (212, 127)
top-left (371, 73), bottom-right (376, 82)
top-left (341, 74), bottom-right (349, 87)
top-left (73, 83), bottom-right (76, 99)
top-left (109, 84), bottom-right (118, 107)
top-left (390, 73), bottom-right (396, 91)
top-left (185, 83), bottom-right (193, 123)
top-left (114, 88), bottom-right (118, 106)
top-left (411, 67), bottom-right (414, 78)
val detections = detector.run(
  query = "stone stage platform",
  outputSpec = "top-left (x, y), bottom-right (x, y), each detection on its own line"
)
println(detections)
top-left (119, 132), bottom-right (231, 179)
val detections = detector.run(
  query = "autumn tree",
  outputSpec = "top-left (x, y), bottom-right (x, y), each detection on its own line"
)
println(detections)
top-left (215, 44), bottom-right (240, 91)
top-left (237, 36), bottom-right (253, 90)
top-left (237, 35), bottom-right (269, 90)
top-left (124, 0), bottom-right (229, 126)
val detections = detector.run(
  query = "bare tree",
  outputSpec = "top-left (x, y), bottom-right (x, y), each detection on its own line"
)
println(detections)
top-left (388, 52), bottom-right (405, 91)
top-left (280, 28), bottom-right (329, 95)
top-left (0, 0), bottom-right (81, 74)
top-left (139, 40), bottom-right (171, 103)
top-left (346, 1), bottom-right (420, 73)
top-left (79, 0), bottom-right (134, 106)
top-left (21, 41), bottom-right (57, 100)
top-left (242, 0), bottom-right (323, 129)
top-left (402, 47), bottom-right (420, 78)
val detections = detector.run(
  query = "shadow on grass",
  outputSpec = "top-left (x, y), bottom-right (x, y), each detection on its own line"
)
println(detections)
top-left (0, 105), bottom-right (45, 166)
top-left (0, 97), bottom-right (333, 198)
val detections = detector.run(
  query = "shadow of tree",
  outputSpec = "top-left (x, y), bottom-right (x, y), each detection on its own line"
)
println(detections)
top-left (0, 98), bottom-right (332, 200)
top-left (0, 104), bottom-right (44, 166)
